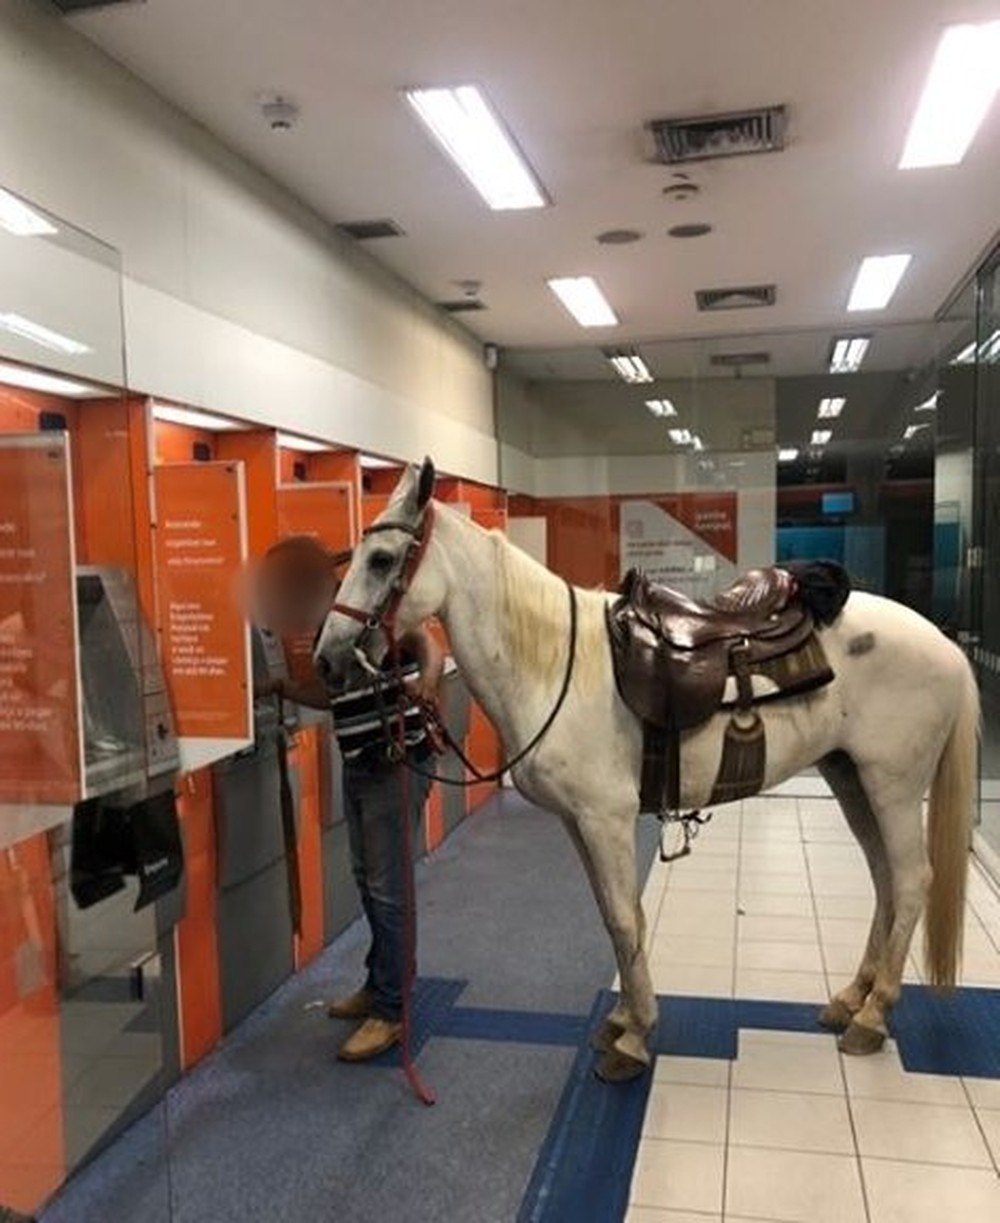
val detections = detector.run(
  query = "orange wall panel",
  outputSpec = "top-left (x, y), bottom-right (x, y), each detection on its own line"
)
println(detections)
top-left (154, 421), bottom-right (216, 465)
top-left (174, 769), bottom-right (222, 1070)
top-left (425, 786), bottom-right (444, 852)
top-left (214, 430), bottom-right (278, 558)
top-left (0, 833), bottom-right (64, 1214)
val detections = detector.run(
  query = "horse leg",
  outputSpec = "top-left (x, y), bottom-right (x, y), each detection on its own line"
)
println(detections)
top-left (840, 788), bottom-right (930, 1055)
top-left (567, 811), bottom-right (655, 1081)
top-left (816, 753), bottom-right (893, 1032)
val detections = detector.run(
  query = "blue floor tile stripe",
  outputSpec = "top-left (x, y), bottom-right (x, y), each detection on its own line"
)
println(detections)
top-left (516, 993), bottom-right (650, 1223)
top-left (438, 1005), bottom-right (589, 1047)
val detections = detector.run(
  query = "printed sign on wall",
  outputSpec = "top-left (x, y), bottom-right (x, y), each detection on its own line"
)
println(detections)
top-left (154, 462), bottom-right (251, 766)
top-left (0, 434), bottom-right (83, 805)
top-left (620, 493), bottom-right (739, 596)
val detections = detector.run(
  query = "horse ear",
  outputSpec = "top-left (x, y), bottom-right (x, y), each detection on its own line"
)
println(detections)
top-left (416, 456), bottom-right (435, 510)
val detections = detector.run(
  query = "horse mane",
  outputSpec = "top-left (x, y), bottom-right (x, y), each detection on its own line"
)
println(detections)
top-left (492, 528), bottom-right (608, 693)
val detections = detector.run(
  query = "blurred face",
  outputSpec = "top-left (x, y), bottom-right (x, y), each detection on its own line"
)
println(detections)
top-left (254, 537), bottom-right (341, 635)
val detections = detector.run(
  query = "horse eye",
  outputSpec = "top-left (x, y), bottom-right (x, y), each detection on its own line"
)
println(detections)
top-left (367, 550), bottom-right (395, 575)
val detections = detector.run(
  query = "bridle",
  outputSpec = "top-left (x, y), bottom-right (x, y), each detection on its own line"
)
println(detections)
top-left (329, 502), bottom-right (437, 673)
top-left (323, 498), bottom-right (579, 785)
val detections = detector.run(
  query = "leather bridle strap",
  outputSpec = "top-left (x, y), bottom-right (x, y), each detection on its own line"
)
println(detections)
top-left (330, 503), bottom-right (436, 663)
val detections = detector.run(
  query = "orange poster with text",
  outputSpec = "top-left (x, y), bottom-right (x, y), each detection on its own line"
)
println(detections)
top-left (0, 434), bottom-right (82, 805)
top-left (154, 463), bottom-right (250, 742)
top-left (276, 483), bottom-right (354, 684)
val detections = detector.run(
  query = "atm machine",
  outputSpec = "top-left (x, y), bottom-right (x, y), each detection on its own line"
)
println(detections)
top-left (212, 625), bottom-right (302, 1033)
top-left (55, 565), bottom-right (184, 1171)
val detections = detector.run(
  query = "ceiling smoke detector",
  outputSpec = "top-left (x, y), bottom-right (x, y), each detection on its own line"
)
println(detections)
top-left (259, 96), bottom-right (300, 132)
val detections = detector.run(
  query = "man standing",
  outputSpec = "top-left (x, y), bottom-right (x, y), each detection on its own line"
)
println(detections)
top-left (253, 536), bottom-right (441, 1061)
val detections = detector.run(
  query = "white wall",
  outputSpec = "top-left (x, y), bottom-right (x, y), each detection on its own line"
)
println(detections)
top-left (0, 0), bottom-right (496, 480)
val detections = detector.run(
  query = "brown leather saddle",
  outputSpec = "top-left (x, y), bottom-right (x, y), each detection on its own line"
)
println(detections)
top-left (606, 564), bottom-right (839, 814)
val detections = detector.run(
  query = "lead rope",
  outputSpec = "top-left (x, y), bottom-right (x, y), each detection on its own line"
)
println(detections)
top-left (385, 632), bottom-right (435, 1106)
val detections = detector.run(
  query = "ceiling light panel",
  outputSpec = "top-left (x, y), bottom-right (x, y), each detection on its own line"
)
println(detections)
top-left (404, 85), bottom-right (547, 210)
top-left (547, 277), bottom-right (618, 327)
top-left (605, 350), bottom-right (653, 384)
top-left (152, 404), bottom-right (246, 432)
top-left (277, 432), bottom-right (329, 453)
top-left (847, 254), bottom-right (911, 311)
top-left (0, 312), bottom-right (90, 356)
top-left (817, 397), bottom-right (846, 419)
top-left (899, 22), bottom-right (1000, 169)
top-left (829, 336), bottom-right (870, 373)
top-left (645, 398), bottom-right (677, 417)
top-left (0, 361), bottom-right (102, 397)
top-left (778, 448), bottom-right (799, 462)
top-left (0, 188), bottom-right (57, 237)
top-left (811, 429), bottom-right (832, 445)
top-left (668, 428), bottom-right (692, 444)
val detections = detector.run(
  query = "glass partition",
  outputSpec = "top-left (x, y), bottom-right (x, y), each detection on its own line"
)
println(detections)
top-left (0, 187), bottom-right (173, 1218)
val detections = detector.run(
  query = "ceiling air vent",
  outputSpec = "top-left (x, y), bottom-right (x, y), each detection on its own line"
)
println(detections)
top-left (650, 105), bottom-right (787, 165)
top-left (51, 0), bottom-right (142, 11)
top-left (709, 351), bottom-right (771, 368)
top-left (336, 218), bottom-right (405, 241)
top-left (438, 300), bottom-right (486, 314)
top-left (696, 284), bottom-right (776, 312)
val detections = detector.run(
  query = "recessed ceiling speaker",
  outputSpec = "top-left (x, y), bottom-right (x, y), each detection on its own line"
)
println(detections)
top-left (51, 0), bottom-right (144, 11)
top-left (669, 223), bottom-right (713, 238)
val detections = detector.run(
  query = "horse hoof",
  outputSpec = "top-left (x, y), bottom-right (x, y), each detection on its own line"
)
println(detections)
top-left (590, 1018), bottom-right (625, 1054)
top-left (818, 999), bottom-right (855, 1032)
top-left (594, 1048), bottom-right (649, 1083)
top-left (838, 1021), bottom-right (886, 1056)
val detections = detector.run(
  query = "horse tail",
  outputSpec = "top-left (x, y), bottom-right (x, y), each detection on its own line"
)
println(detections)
top-left (924, 654), bottom-right (980, 991)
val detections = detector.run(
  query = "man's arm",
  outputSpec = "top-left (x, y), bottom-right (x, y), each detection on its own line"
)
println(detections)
top-left (255, 673), bottom-right (330, 710)
top-left (400, 625), bottom-right (444, 702)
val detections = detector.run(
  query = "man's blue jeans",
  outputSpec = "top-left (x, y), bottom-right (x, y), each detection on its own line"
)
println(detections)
top-left (342, 753), bottom-right (432, 1022)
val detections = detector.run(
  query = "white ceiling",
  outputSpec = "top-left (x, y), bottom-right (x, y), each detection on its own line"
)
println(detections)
top-left (67, 0), bottom-right (1000, 386)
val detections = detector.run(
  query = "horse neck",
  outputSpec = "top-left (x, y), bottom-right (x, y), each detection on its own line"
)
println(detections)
top-left (431, 507), bottom-right (571, 749)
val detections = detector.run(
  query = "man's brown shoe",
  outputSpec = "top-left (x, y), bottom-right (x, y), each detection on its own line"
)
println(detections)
top-left (326, 989), bottom-right (373, 1020)
top-left (337, 1017), bottom-right (402, 1062)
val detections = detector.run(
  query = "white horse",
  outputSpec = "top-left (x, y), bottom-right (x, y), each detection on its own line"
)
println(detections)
top-left (315, 460), bottom-right (979, 1082)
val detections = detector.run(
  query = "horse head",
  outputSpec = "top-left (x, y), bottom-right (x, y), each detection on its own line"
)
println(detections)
top-left (314, 456), bottom-right (441, 689)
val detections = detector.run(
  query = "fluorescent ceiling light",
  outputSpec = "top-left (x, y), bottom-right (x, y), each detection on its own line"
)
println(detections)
top-left (547, 277), bottom-right (618, 327)
top-left (817, 396), bottom-right (846, 419)
top-left (404, 85), bottom-right (546, 210)
top-left (847, 255), bottom-right (911, 311)
top-left (829, 336), bottom-right (870, 373)
top-left (605, 350), bottom-right (653, 384)
top-left (914, 391), bottom-right (940, 411)
top-left (691, 435), bottom-right (705, 452)
top-left (899, 22), bottom-right (1000, 169)
top-left (152, 404), bottom-right (246, 432)
top-left (811, 429), bottom-right (832, 445)
top-left (668, 428), bottom-right (693, 444)
top-left (277, 432), bottom-right (329, 453)
top-left (950, 340), bottom-right (977, 365)
top-left (904, 423), bottom-right (931, 440)
top-left (981, 329), bottom-right (1000, 362)
top-left (0, 360), bottom-right (102, 397)
top-left (0, 188), bottom-right (57, 237)
top-left (0, 312), bottom-right (90, 356)
top-left (645, 398), bottom-right (677, 417)
top-left (360, 454), bottom-right (403, 469)
top-left (778, 448), bottom-right (799, 462)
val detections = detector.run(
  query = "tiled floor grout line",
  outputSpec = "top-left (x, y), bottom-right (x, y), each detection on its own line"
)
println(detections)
top-left (719, 801), bottom-right (747, 1220)
top-left (799, 794), bottom-right (875, 1223)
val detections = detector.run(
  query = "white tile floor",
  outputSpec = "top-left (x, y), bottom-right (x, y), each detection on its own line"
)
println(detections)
top-left (625, 784), bottom-right (1000, 1223)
